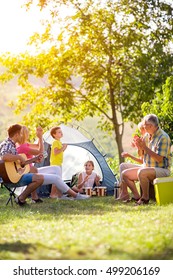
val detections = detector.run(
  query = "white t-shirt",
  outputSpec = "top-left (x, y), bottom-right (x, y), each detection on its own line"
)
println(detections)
top-left (81, 171), bottom-right (97, 188)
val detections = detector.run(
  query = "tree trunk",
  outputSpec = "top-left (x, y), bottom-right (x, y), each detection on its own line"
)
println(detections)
top-left (115, 132), bottom-right (124, 164)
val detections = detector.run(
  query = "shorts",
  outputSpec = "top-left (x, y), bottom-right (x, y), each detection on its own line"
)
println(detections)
top-left (154, 168), bottom-right (170, 178)
top-left (17, 173), bottom-right (33, 187)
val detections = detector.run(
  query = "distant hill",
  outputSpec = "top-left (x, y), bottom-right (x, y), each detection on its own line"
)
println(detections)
top-left (0, 77), bottom-right (136, 156)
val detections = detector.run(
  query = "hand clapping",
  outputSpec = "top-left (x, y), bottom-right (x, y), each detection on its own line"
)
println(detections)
top-left (36, 126), bottom-right (43, 138)
top-left (135, 137), bottom-right (145, 149)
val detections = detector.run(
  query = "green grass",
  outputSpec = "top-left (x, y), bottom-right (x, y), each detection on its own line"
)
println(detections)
top-left (0, 187), bottom-right (173, 260)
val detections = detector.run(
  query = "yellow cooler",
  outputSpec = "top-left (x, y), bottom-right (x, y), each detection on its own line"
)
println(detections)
top-left (154, 177), bottom-right (173, 206)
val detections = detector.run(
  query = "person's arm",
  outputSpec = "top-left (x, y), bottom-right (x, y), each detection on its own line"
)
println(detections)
top-left (121, 151), bottom-right (143, 164)
top-left (77, 173), bottom-right (89, 189)
top-left (135, 138), bottom-right (164, 163)
top-left (54, 144), bottom-right (67, 155)
top-left (143, 146), bottom-right (164, 162)
top-left (36, 126), bottom-right (44, 153)
top-left (26, 127), bottom-right (44, 156)
top-left (95, 174), bottom-right (101, 186)
top-left (2, 153), bottom-right (26, 165)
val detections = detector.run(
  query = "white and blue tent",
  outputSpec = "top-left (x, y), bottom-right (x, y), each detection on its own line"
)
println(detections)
top-left (38, 124), bottom-right (117, 195)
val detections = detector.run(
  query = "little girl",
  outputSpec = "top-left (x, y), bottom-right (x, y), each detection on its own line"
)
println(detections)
top-left (72, 160), bottom-right (100, 193)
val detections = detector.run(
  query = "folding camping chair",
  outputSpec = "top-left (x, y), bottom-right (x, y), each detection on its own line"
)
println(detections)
top-left (3, 183), bottom-right (17, 206)
top-left (0, 178), bottom-right (17, 206)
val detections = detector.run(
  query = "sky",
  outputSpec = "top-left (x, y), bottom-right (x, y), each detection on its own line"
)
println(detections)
top-left (0, 0), bottom-right (46, 54)
top-left (0, 0), bottom-right (172, 54)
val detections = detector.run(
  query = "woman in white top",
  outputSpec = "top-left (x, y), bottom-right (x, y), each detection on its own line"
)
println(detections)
top-left (72, 160), bottom-right (100, 193)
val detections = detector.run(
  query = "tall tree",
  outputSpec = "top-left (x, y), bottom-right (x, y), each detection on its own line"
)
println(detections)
top-left (0, 0), bottom-right (173, 163)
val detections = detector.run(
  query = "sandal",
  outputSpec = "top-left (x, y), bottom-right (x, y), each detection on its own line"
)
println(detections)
top-left (115, 195), bottom-right (129, 201)
top-left (15, 197), bottom-right (27, 206)
top-left (31, 198), bottom-right (43, 203)
top-left (135, 198), bottom-right (149, 206)
top-left (123, 197), bottom-right (141, 203)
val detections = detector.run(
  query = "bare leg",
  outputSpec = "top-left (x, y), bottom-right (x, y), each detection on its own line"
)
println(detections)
top-left (19, 174), bottom-right (44, 203)
top-left (118, 181), bottom-right (130, 200)
top-left (121, 167), bottom-right (141, 200)
top-left (138, 168), bottom-right (156, 200)
top-left (117, 163), bottom-right (141, 199)
top-left (31, 191), bottom-right (40, 200)
top-left (50, 184), bottom-right (61, 198)
top-left (29, 166), bottom-right (40, 200)
top-left (72, 185), bottom-right (84, 193)
top-left (67, 188), bottom-right (80, 197)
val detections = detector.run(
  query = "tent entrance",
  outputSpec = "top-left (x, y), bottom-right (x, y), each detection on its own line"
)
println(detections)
top-left (37, 124), bottom-right (117, 196)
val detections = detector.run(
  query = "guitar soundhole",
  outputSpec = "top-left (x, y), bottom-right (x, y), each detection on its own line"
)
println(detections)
top-left (14, 162), bottom-right (25, 175)
top-left (14, 162), bottom-right (18, 172)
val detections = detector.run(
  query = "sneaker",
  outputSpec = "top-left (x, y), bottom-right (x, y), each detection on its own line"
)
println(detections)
top-left (57, 195), bottom-right (73, 200)
top-left (74, 193), bottom-right (90, 200)
top-left (31, 198), bottom-right (43, 203)
top-left (15, 197), bottom-right (27, 206)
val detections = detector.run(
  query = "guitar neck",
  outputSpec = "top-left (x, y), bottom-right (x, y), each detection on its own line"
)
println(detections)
top-left (23, 156), bottom-right (39, 167)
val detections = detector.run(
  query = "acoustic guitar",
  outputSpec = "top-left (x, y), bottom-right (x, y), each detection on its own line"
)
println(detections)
top-left (0, 153), bottom-right (43, 184)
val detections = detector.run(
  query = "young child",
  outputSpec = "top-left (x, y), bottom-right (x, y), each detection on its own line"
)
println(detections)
top-left (72, 160), bottom-right (100, 193)
top-left (49, 126), bottom-right (67, 198)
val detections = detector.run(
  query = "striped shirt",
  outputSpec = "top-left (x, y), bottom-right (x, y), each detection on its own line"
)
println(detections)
top-left (143, 128), bottom-right (171, 169)
top-left (0, 138), bottom-right (17, 157)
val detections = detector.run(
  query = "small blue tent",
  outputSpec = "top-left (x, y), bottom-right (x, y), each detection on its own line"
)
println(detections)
top-left (37, 124), bottom-right (117, 195)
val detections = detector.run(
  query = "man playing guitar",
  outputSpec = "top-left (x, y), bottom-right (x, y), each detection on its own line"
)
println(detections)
top-left (0, 124), bottom-right (44, 206)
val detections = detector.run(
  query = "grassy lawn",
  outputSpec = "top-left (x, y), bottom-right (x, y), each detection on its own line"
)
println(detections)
top-left (0, 187), bottom-right (173, 260)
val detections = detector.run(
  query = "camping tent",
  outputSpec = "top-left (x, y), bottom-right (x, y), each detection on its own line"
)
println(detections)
top-left (36, 124), bottom-right (117, 195)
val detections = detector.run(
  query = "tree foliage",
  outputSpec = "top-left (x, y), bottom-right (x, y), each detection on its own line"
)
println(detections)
top-left (142, 76), bottom-right (173, 142)
top-left (0, 0), bottom-right (173, 162)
